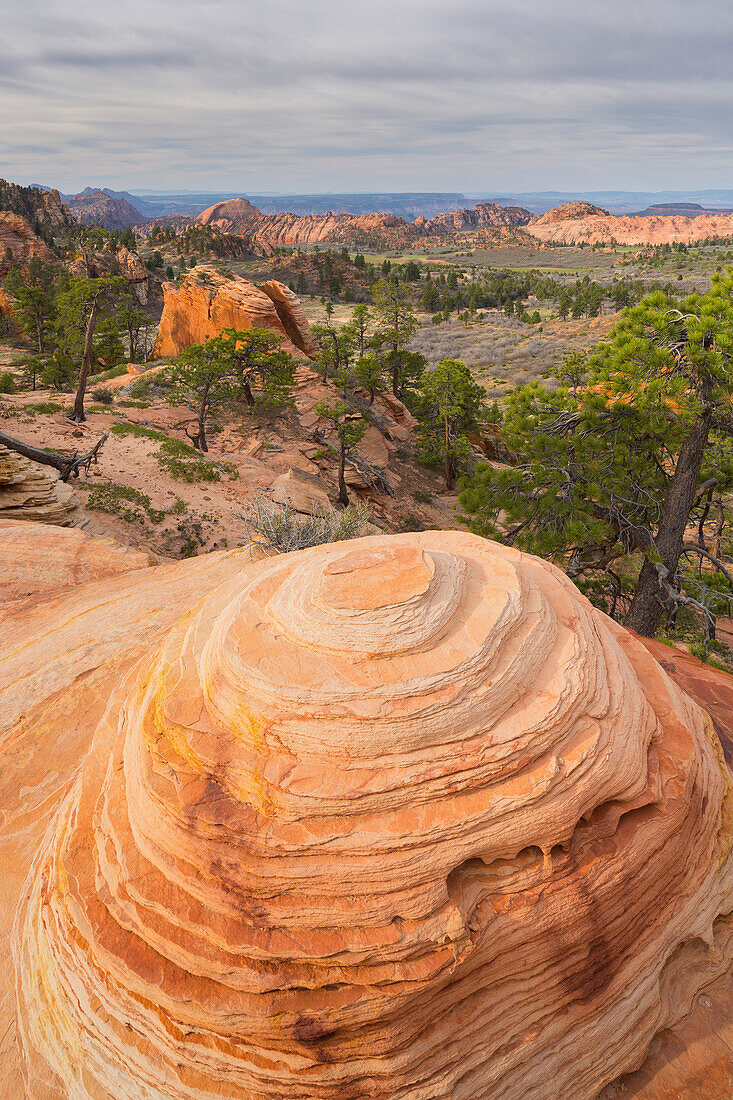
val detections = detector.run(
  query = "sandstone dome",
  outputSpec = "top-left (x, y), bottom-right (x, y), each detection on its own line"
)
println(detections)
top-left (4, 529), bottom-right (733, 1098)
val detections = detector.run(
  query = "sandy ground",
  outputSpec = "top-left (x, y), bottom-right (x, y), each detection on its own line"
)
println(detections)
top-left (0, 368), bottom-right (461, 560)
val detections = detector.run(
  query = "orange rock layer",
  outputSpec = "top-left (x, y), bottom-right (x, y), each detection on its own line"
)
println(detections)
top-left (196, 198), bottom-right (531, 250)
top-left (526, 201), bottom-right (733, 245)
top-left (7, 531), bottom-right (733, 1098)
top-left (152, 265), bottom-right (317, 359)
top-left (0, 212), bottom-right (56, 275)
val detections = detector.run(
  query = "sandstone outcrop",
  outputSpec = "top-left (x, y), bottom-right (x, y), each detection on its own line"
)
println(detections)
top-left (421, 201), bottom-right (531, 233)
top-left (525, 201), bottom-right (733, 245)
top-left (197, 198), bottom-right (531, 250)
top-left (152, 265), bottom-right (317, 358)
top-left (0, 212), bottom-right (56, 275)
top-left (198, 198), bottom-right (405, 249)
top-left (67, 242), bottom-right (150, 302)
top-left (0, 179), bottom-right (75, 231)
top-left (532, 200), bottom-right (610, 223)
top-left (2, 527), bottom-right (733, 1098)
top-left (0, 443), bottom-right (86, 527)
top-left (0, 519), bottom-right (155, 607)
top-left (0, 287), bottom-right (20, 335)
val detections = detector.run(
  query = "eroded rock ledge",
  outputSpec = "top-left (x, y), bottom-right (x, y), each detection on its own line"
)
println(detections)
top-left (8, 531), bottom-right (733, 1099)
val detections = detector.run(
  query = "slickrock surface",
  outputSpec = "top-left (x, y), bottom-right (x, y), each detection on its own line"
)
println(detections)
top-left (152, 265), bottom-right (317, 359)
top-left (2, 528), bottom-right (733, 1098)
top-left (0, 519), bottom-right (155, 607)
top-left (0, 443), bottom-right (86, 527)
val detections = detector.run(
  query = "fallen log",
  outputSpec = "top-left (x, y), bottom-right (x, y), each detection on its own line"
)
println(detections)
top-left (0, 429), bottom-right (109, 481)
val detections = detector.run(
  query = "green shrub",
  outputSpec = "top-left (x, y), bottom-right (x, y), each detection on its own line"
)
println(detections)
top-left (110, 422), bottom-right (238, 482)
top-left (91, 386), bottom-right (114, 404)
top-left (0, 372), bottom-right (16, 394)
top-left (86, 482), bottom-right (165, 524)
top-left (24, 400), bottom-right (66, 414)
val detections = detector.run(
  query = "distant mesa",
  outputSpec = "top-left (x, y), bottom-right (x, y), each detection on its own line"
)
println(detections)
top-left (152, 263), bottom-right (318, 359)
top-left (629, 202), bottom-right (733, 218)
top-left (64, 188), bottom-right (149, 230)
top-left (2, 526), bottom-right (733, 1097)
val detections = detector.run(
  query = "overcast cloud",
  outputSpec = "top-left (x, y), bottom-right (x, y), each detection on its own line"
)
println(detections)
top-left (1, 0), bottom-right (732, 192)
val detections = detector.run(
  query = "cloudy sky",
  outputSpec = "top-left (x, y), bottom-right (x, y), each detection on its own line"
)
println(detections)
top-left (2, 0), bottom-right (732, 193)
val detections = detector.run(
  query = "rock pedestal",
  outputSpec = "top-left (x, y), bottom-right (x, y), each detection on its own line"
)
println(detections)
top-left (3, 531), bottom-right (733, 1098)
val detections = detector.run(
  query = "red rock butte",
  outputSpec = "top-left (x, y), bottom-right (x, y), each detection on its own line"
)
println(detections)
top-left (2, 525), bottom-right (733, 1098)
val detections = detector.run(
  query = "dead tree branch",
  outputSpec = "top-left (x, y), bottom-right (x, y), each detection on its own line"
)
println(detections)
top-left (0, 429), bottom-right (109, 481)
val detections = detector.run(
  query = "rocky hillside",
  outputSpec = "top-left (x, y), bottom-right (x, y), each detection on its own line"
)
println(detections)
top-left (65, 189), bottom-right (150, 230)
top-left (197, 199), bottom-right (406, 249)
top-left (525, 200), bottom-right (733, 245)
top-left (197, 197), bottom-right (532, 250)
top-left (0, 213), bottom-right (57, 276)
top-left (531, 201), bottom-right (609, 224)
top-left (0, 179), bottom-right (75, 232)
top-left (416, 201), bottom-right (531, 233)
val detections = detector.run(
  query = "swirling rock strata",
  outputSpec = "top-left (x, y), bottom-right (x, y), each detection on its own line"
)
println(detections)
top-left (13, 532), bottom-right (733, 1099)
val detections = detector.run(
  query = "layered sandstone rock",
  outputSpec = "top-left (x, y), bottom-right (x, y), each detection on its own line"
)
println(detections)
top-left (0, 443), bottom-right (86, 527)
top-left (0, 519), bottom-right (155, 607)
top-left (152, 265), bottom-right (317, 358)
top-left (0, 179), bottom-right (75, 230)
top-left (197, 198), bottom-right (530, 250)
top-left (421, 201), bottom-right (531, 233)
top-left (67, 242), bottom-right (150, 302)
top-left (0, 212), bottom-right (56, 275)
top-left (3, 529), bottom-right (733, 1099)
top-left (525, 201), bottom-right (733, 245)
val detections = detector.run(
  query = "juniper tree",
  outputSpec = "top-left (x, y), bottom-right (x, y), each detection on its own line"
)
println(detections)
top-left (314, 398), bottom-right (366, 507)
top-left (416, 357), bottom-right (488, 489)
top-left (371, 278), bottom-right (418, 397)
top-left (460, 275), bottom-right (733, 641)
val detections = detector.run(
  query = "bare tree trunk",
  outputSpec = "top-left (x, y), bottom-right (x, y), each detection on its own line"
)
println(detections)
top-left (127, 321), bottom-right (136, 364)
top-left (0, 428), bottom-right (108, 480)
top-left (198, 398), bottom-right (209, 452)
top-left (71, 297), bottom-right (99, 423)
top-left (337, 441), bottom-right (349, 507)
top-left (444, 414), bottom-right (453, 490)
top-left (625, 409), bottom-right (712, 637)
